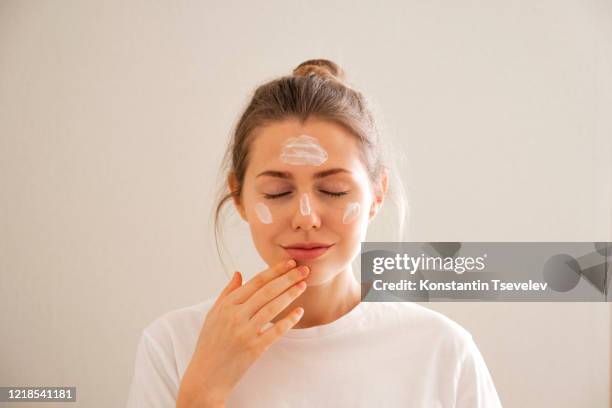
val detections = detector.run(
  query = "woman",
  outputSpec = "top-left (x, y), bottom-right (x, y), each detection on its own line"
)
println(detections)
top-left (126, 59), bottom-right (503, 407)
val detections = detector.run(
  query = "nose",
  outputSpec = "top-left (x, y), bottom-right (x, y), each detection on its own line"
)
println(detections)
top-left (292, 192), bottom-right (321, 231)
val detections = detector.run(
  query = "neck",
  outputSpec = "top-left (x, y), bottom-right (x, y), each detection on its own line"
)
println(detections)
top-left (272, 263), bottom-right (362, 329)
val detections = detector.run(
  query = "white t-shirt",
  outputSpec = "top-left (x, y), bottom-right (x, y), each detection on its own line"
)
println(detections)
top-left (126, 298), bottom-right (502, 407)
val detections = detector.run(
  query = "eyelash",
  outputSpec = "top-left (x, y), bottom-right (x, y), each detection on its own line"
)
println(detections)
top-left (263, 191), bottom-right (348, 200)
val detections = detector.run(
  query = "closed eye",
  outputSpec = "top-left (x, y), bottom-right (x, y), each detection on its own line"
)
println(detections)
top-left (324, 191), bottom-right (349, 197)
top-left (263, 192), bottom-right (290, 199)
top-left (264, 191), bottom-right (348, 200)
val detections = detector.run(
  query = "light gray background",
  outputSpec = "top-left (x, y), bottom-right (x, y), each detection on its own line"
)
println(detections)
top-left (1, 1), bottom-right (610, 407)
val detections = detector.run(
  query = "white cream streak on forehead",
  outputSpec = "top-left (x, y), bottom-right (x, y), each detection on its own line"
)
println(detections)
top-left (342, 202), bottom-right (360, 224)
top-left (254, 202), bottom-right (273, 224)
top-left (280, 134), bottom-right (328, 166)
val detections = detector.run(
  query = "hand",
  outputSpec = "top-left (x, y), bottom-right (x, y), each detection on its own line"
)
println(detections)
top-left (176, 259), bottom-right (309, 408)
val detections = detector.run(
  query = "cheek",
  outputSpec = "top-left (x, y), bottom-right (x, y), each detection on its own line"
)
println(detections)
top-left (248, 202), bottom-right (278, 258)
top-left (341, 202), bottom-right (361, 224)
top-left (337, 200), bottom-right (370, 247)
top-left (254, 202), bottom-right (273, 224)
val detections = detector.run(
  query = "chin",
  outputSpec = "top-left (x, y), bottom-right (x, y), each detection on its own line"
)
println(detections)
top-left (305, 268), bottom-right (344, 286)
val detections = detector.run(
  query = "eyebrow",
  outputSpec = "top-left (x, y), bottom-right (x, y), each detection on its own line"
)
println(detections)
top-left (256, 168), bottom-right (352, 180)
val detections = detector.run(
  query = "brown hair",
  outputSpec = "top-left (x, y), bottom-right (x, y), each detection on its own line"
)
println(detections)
top-left (210, 59), bottom-right (408, 273)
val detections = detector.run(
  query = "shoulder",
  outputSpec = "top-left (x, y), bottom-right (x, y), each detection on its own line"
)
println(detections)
top-left (360, 301), bottom-right (474, 351)
top-left (127, 299), bottom-right (219, 406)
top-left (361, 301), bottom-right (472, 335)
top-left (141, 297), bottom-right (217, 353)
top-left (359, 303), bottom-right (501, 406)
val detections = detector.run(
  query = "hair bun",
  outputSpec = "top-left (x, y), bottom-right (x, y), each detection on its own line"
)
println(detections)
top-left (293, 59), bottom-right (346, 82)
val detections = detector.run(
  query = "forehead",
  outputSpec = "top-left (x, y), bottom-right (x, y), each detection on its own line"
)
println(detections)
top-left (247, 118), bottom-right (363, 176)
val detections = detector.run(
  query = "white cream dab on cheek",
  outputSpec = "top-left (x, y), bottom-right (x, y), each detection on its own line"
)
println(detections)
top-left (342, 202), bottom-right (360, 224)
top-left (280, 134), bottom-right (328, 166)
top-left (300, 193), bottom-right (311, 216)
top-left (254, 202), bottom-right (273, 224)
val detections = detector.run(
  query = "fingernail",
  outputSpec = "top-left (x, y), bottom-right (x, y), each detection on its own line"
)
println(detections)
top-left (287, 259), bottom-right (296, 268)
top-left (299, 266), bottom-right (309, 276)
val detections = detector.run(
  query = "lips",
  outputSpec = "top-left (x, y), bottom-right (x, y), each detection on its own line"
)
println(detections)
top-left (282, 243), bottom-right (333, 261)
top-left (284, 242), bottom-right (332, 250)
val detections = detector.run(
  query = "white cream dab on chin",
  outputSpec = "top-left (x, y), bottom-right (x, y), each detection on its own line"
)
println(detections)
top-left (280, 134), bottom-right (328, 166)
top-left (342, 202), bottom-right (360, 224)
top-left (300, 193), bottom-right (311, 215)
top-left (254, 202), bottom-right (273, 224)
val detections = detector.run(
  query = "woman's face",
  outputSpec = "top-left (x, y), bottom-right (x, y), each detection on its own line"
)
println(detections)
top-left (230, 117), bottom-right (386, 286)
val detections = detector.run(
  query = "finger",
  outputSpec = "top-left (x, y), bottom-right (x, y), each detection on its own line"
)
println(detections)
top-left (226, 259), bottom-right (295, 305)
top-left (214, 271), bottom-right (242, 306)
top-left (242, 265), bottom-right (309, 317)
top-left (256, 307), bottom-right (304, 345)
top-left (247, 279), bottom-right (307, 330)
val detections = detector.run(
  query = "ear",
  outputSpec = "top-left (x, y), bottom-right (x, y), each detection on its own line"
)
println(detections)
top-left (228, 172), bottom-right (247, 221)
top-left (369, 168), bottom-right (388, 221)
